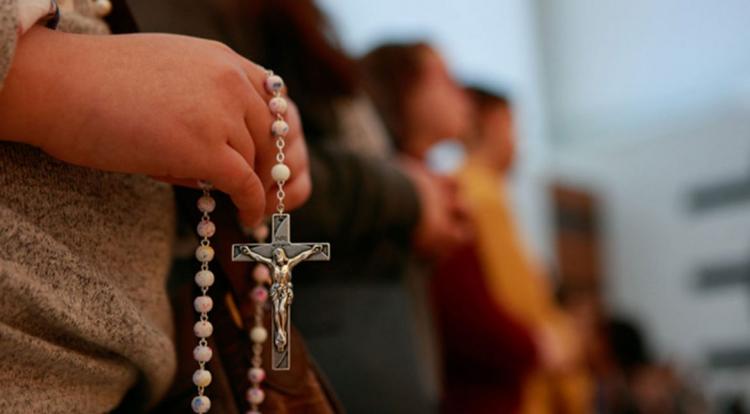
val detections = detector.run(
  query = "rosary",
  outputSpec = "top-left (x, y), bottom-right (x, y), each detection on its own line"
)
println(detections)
top-left (189, 72), bottom-right (330, 413)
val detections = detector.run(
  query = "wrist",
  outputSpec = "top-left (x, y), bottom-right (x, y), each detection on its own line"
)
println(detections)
top-left (0, 26), bottom-right (75, 147)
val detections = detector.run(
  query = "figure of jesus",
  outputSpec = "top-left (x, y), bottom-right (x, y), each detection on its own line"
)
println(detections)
top-left (240, 244), bottom-right (323, 352)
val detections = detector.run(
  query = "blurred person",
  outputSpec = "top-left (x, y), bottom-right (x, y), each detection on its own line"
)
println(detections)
top-left (128, 1), bottom-right (470, 412)
top-left (360, 42), bottom-right (473, 256)
top-left (433, 87), bottom-right (593, 414)
top-left (562, 289), bottom-right (709, 414)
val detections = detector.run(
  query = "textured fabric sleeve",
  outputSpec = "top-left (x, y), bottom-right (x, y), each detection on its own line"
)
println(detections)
top-left (0, 0), bottom-right (18, 90)
top-left (291, 142), bottom-right (421, 251)
top-left (0, 0), bottom-right (57, 90)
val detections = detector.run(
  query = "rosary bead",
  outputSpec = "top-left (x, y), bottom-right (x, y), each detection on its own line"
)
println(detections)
top-left (252, 265), bottom-right (271, 284)
top-left (193, 345), bottom-right (213, 362)
top-left (197, 196), bottom-right (216, 213)
top-left (195, 270), bottom-right (215, 288)
top-left (251, 287), bottom-right (268, 304)
top-left (93, 0), bottom-right (112, 17)
top-left (253, 225), bottom-right (269, 242)
top-left (246, 388), bottom-right (265, 405)
top-left (197, 220), bottom-right (216, 238)
top-left (271, 163), bottom-right (291, 182)
top-left (193, 369), bottom-right (213, 387)
top-left (195, 245), bottom-right (215, 262)
top-left (194, 295), bottom-right (214, 313)
top-left (265, 74), bottom-right (284, 94)
top-left (268, 96), bottom-right (288, 115)
top-left (271, 119), bottom-right (289, 137)
top-left (194, 321), bottom-right (214, 338)
top-left (250, 326), bottom-right (268, 344)
top-left (191, 396), bottom-right (211, 413)
top-left (248, 367), bottom-right (266, 383)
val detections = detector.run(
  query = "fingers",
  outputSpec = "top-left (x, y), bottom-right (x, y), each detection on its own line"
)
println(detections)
top-left (210, 148), bottom-right (267, 226)
top-left (226, 51), bottom-right (311, 218)
top-left (264, 112), bottom-right (310, 211)
top-left (240, 64), bottom-right (308, 201)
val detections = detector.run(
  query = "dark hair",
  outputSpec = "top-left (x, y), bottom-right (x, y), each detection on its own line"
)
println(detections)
top-left (243, 0), bottom-right (359, 141)
top-left (605, 317), bottom-right (652, 376)
top-left (359, 42), bottom-right (433, 149)
top-left (463, 85), bottom-right (512, 145)
top-left (465, 85), bottom-right (512, 113)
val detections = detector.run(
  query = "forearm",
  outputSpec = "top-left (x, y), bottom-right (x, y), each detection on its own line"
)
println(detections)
top-left (0, 26), bottom-right (75, 146)
top-left (291, 143), bottom-right (420, 247)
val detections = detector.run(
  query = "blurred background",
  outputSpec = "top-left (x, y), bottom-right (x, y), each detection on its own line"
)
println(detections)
top-left (317, 0), bottom-right (750, 410)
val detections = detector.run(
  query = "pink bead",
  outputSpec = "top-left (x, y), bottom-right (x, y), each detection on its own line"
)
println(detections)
top-left (246, 388), bottom-right (265, 405)
top-left (251, 287), bottom-right (268, 303)
top-left (253, 265), bottom-right (270, 284)
top-left (197, 220), bottom-right (216, 238)
top-left (193, 345), bottom-right (213, 362)
top-left (253, 225), bottom-right (269, 242)
top-left (194, 295), bottom-right (214, 313)
top-left (247, 367), bottom-right (266, 383)
top-left (271, 120), bottom-right (289, 137)
top-left (268, 96), bottom-right (288, 115)
top-left (246, 411), bottom-right (261, 414)
top-left (197, 196), bottom-right (216, 213)
top-left (265, 75), bottom-right (284, 94)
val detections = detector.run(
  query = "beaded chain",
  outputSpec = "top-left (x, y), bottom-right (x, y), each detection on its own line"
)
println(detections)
top-left (191, 182), bottom-right (218, 413)
top-left (190, 70), bottom-right (291, 413)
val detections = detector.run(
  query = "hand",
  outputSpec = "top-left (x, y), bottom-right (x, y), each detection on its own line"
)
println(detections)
top-left (399, 157), bottom-right (471, 258)
top-left (0, 27), bottom-right (311, 225)
top-left (533, 319), bottom-right (581, 373)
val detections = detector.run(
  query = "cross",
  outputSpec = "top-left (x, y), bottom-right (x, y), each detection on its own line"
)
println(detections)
top-left (232, 213), bottom-right (330, 370)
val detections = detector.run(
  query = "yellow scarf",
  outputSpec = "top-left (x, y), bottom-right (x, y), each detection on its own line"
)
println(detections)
top-left (457, 160), bottom-right (592, 414)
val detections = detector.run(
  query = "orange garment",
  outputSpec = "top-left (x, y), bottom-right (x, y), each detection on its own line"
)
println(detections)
top-left (457, 160), bottom-right (592, 414)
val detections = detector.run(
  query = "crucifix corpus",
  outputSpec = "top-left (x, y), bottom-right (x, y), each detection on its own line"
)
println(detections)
top-left (232, 213), bottom-right (330, 370)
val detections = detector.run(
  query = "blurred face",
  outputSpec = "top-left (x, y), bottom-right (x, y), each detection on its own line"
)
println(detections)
top-left (403, 49), bottom-right (471, 155)
top-left (478, 103), bottom-right (515, 173)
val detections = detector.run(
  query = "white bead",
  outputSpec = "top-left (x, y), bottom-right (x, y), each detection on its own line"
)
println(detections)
top-left (193, 345), bottom-right (213, 362)
top-left (197, 220), bottom-right (216, 238)
top-left (194, 296), bottom-right (214, 313)
top-left (253, 224), bottom-right (269, 241)
top-left (94, 0), bottom-right (112, 17)
top-left (194, 321), bottom-right (214, 338)
top-left (265, 75), bottom-right (284, 94)
top-left (197, 196), bottom-right (216, 213)
top-left (246, 388), bottom-right (265, 405)
top-left (271, 119), bottom-right (289, 137)
top-left (195, 270), bottom-right (215, 287)
top-left (195, 245), bottom-right (215, 262)
top-left (250, 326), bottom-right (268, 343)
top-left (193, 369), bottom-right (213, 387)
top-left (269, 96), bottom-right (288, 115)
top-left (248, 367), bottom-right (266, 383)
top-left (252, 265), bottom-right (271, 284)
top-left (271, 163), bottom-right (291, 182)
top-left (191, 395), bottom-right (211, 413)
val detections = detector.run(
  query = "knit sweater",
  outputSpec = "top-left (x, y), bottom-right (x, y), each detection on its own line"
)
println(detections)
top-left (0, 1), bottom-right (177, 412)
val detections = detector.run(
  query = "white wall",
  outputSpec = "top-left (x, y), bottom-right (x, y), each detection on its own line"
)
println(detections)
top-left (537, 0), bottom-right (750, 145)
top-left (538, 0), bottom-right (750, 402)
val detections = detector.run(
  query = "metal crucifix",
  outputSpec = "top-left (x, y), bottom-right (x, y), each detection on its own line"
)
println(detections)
top-left (232, 214), bottom-right (330, 370)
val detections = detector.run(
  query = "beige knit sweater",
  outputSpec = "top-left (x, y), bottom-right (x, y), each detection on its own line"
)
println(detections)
top-left (0, 1), bottom-right (178, 412)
